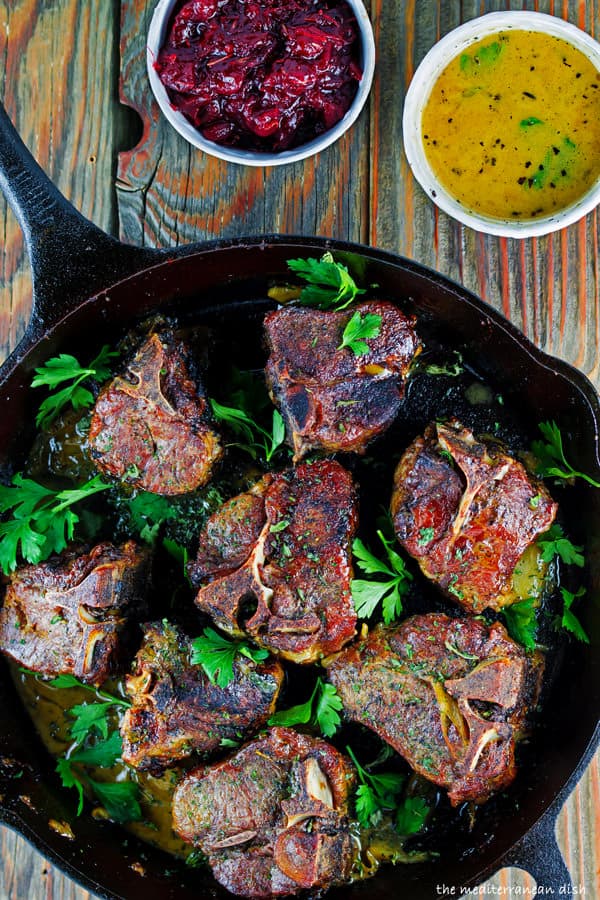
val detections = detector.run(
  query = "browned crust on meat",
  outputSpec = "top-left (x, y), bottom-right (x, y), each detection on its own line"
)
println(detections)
top-left (391, 420), bottom-right (557, 612)
top-left (89, 332), bottom-right (222, 495)
top-left (172, 727), bottom-right (357, 897)
top-left (326, 614), bottom-right (544, 806)
top-left (0, 541), bottom-right (150, 684)
top-left (265, 301), bottom-right (421, 460)
top-left (120, 621), bottom-right (284, 772)
top-left (192, 460), bottom-right (358, 664)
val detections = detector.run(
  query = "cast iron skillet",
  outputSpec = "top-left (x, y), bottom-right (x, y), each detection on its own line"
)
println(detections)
top-left (0, 103), bottom-right (599, 900)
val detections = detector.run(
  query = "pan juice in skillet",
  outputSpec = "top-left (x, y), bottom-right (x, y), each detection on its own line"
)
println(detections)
top-left (0, 273), bottom-right (587, 898)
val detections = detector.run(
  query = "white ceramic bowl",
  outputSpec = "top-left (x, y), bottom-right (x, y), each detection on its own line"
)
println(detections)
top-left (403, 11), bottom-right (600, 238)
top-left (147, 0), bottom-right (375, 167)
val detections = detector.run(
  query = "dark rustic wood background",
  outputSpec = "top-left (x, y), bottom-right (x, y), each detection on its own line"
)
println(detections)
top-left (0, 0), bottom-right (598, 897)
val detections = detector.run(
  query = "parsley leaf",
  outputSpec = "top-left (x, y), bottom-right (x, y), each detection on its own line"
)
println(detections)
top-left (338, 310), bottom-right (382, 356)
top-left (191, 627), bottom-right (269, 688)
top-left (123, 491), bottom-right (177, 543)
top-left (286, 252), bottom-right (365, 310)
top-left (313, 681), bottom-right (344, 738)
top-left (68, 702), bottom-right (114, 744)
top-left (52, 674), bottom-right (137, 822)
top-left (352, 531), bottom-right (412, 624)
top-left (269, 678), bottom-right (343, 738)
top-left (70, 731), bottom-right (123, 768)
top-left (532, 421), bottom-right (600, 487)
top-left (88, 779), bottom-right (141, 823)
top-left (46, 674), bottom-right (129, 745)
top-left (557, 587), bottom-right (589, 643)
top-left (56, 758), bottom-right (141, 823)
top-left (56, 757), bottom-right (85, 816)
top-left (210, 400), bottom-right (287, 464)
top-left (501, 598), bottom-right (538, 651)
top-left (0, 474), bottom-right (111, 574)
top-left (354, 783), bottom-right (381, 826)
top-left (46, 673), bottom-right (84, 689)
top-left (538, 524), bottom-right (585, 567)
top-left (395, 796), bottom-right (430, 835)
top-left (32, 346), bottom-right (118, 429)
top-left (346, 746), bottom-right (405, 828)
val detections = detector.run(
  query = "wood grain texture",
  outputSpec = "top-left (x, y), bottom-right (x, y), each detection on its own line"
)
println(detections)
top-left (0, 0), bottom-right (127, 360)
top-left (0, 0), bottom-right (599, 897)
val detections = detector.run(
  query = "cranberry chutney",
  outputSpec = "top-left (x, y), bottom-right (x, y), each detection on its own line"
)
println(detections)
top-left (155, 0), bottom-right (363, 153)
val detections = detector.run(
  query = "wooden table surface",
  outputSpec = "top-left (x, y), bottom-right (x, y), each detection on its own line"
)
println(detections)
top-left (0, 0), bottom-right (598, 897)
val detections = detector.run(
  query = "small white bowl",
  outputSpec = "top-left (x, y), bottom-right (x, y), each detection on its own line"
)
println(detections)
top-left (403, 11), bottom-right (600, 238)
top-left (147, 0), bottom-right (375, 167)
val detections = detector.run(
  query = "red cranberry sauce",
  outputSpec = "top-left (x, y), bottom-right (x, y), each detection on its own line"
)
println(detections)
top-left (155, 0), bottom-right (363, 152)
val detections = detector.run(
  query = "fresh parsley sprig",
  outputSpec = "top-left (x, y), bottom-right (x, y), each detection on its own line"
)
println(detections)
top-left (395, 796), bottom-right (431, 836)
top-left (286, 252), bottom-right (365, 310)
top-left (557, 586), bottom-right (589, 644)
top-left (57, 756), bottom-right (141, 822)
top-left (210, 399), bottom-right (287, 464)
top-left (501, 516), bottom-right (589, 648)
top-left (346, 746), bottom-right (405, 828)
top-left (191, 627), bottom-right (269, 689)
top-left (346, 747), bottom-right (430, 835)
top-left (32, 346), bottom-right (118, 429)
top-left (351, 531), bottom-right (413, 624)
top-left (268, 677), bottom-right (343, 738)
top-left (501, 598), bottom-right (538, 652)
top-left (122, 491), bottom-right (177, 544)
top-left (538, 524), bottom-right (584, 567)
top-left (0, 474), bottom-right (111, 575)
top-left (532, 421), bottom-right (600, 488)
top-left (48, 673), bottom-right (140, 822)
top-left (338, 310), bottom-right (382, 357)
top-left (46, 673), bottom-right (130, 743)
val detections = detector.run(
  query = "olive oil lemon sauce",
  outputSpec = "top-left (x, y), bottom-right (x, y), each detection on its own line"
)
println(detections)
top-left (421, 30), bottom-right (600, 219)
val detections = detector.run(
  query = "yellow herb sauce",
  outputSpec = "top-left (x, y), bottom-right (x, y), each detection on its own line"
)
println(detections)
top-left (421, 30), bottom-right (600, 219)
top-left (12, 667), bottom-right (192, 859)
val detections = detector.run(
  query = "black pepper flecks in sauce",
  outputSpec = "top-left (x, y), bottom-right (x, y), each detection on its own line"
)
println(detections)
top-left (422, 30), bottom-right (600, 219)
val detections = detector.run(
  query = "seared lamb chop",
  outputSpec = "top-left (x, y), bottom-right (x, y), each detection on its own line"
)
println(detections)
top-left (121, 620), bottom-right (284, 772)
top-left (327, 614), bottom-right (543, 805)
top-left (191, 460), bottom-right (357, 664)
top-left (88, 332), bottom-right (222, 494)
top-left (172, 727), bottom-right (357, 898)
top-left (391, 421), bottom-right (557, 613)
top-left (0, 541), bottom-right (150, 685)
top-left (264, 301), bottom-right (421, 460)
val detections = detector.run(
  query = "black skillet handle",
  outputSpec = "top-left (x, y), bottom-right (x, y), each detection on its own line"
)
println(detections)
top-left (0, 103), bottom-right (168, 334)
top-left (497, 806), bottom-right (573, 895)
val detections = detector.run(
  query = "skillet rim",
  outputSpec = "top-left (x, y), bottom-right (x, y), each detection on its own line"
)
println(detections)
top-left (0, 233), bottom-right (598, 899)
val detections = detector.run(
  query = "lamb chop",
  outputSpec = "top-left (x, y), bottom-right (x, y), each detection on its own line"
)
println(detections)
top-left (88, 332), bottom-right (222, 495)
top-left (264, 301), bottom-right (421, 460)
top-left (190, 459), bottom-right (358, 664)
top-left (120, 620), bottom-right (284, 772)
top-left (326, 614), bottom-right (544, 806)
top-left (0, 541), bottom-right (150, 685)
top-left (391, 420), bottom-right (557, 613)
top-left (172, 727), bottom-right (357, 898)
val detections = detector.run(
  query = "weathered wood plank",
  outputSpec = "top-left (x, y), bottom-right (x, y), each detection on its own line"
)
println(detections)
top-left (0, 0), bottom-right (124, 360)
